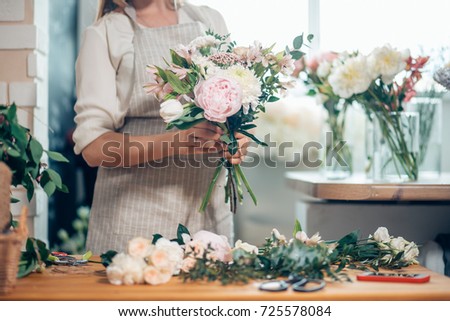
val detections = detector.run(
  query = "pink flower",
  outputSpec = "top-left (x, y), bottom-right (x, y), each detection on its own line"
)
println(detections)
top-left (306, 51), bottom-right (338, 72)
top-left (191, 230), bottom-right (232, 262)
top-left (194, 76), bottom-right (242, 123)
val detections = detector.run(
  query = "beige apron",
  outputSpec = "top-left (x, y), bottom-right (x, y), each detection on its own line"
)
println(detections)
top-left (86, 7), bottom-right (233, 254)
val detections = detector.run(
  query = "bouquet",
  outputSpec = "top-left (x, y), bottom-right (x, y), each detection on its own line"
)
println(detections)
top-left (326, 45), bottom-right (429, 180)
top-left (145, 31), bottom-right (310, 213)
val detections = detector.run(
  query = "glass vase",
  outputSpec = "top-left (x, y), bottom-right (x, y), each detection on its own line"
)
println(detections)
top-left (406, 97), bottom-right (442, 180)
top-left (369, 111), bottom-right (420, 182)
top-left (322, 112), bottom-right (352, 180)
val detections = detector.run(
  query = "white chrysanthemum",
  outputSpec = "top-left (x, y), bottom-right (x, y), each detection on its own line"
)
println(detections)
top-left (367, 44), bottom-right (409, 84)
top-left (328, 55), bottom-right (372, 98)
top-left (106, 253), bottom-right (146, 285)
top-left (219, 65), bottom-right (261, 113)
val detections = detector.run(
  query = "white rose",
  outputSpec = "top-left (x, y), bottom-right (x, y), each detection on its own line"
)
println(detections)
top-left (160, 99), bottom-right (184, 123)
top-left (106, 265), bottom-right (124, 285)
top-left (233, 240), bottom-right (258, 254)
top-left (272, 228), bottom-right (287, 243)
top-left (403, 242), bottom-right (420, 262)
top-left (155, 238), bottom-right (184, 274)
top-left (143, 266), bottom-right (172, 285)
top-left (373, 227), bottom-right (391, 243)
top-left (128, 237), bottom-right (152, 259)
top-left (390, 237), bottom-right (406, 251)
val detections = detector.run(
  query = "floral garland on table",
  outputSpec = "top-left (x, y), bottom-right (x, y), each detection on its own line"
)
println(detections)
top-left (103, 222), bottom-right (420, 286)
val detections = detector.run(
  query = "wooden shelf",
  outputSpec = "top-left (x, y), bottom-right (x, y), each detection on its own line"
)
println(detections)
top-left (286, 172), bottom-right (450, 201)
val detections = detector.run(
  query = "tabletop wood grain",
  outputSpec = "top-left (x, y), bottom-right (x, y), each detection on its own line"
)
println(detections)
top-left (2, 259), bottom-right (450, 301)
top-left (286, 172), bottom-right (450, 201)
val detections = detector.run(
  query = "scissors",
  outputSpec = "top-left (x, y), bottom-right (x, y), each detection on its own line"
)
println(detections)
top-left (259, 274), bottom-right (326, 292)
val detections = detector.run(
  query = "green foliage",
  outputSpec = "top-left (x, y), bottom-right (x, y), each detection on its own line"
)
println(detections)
top-left (100, 250), bottom-right (118, 268)
top-left (0, 103), bottom-right (69, 206)
top-left (17, 238), bottom-right (51, 278)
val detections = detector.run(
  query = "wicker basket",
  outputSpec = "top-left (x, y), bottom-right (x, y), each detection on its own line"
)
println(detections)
top-left (0, 206), bottom-right (28, 294)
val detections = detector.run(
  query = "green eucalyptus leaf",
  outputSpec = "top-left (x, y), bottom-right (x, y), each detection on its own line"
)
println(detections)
top-left (307, 34), bottom-right (314, 42)
top-left (293, 34), bottom-right (304, 49)
top-left (290, 50), bottom-right (305, 60)
top-left (43, 181), bottom-right (56, 197)
top-left (45, 168), bottom-right (62, 188)
top-left (267, 96), bottom-right (280, 103)
top-left (29, 138), bottom-right (43, 164)
top-left (45, 150), bottom-right (69, 163)
top-left (6, 147), bottom-right (20, 158)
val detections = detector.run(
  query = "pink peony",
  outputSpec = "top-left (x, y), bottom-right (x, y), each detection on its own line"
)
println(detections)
top-left (191, 230), bottom-right (232, 262)
top-left (194, 76), bottom-right (242, 123)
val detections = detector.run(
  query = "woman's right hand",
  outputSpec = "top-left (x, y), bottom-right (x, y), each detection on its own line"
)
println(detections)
top-left (175, 122), bottom-right (224, 156)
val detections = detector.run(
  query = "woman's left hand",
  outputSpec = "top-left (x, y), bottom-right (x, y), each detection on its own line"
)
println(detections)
top-left (224, 132), bottom-right (251, 165)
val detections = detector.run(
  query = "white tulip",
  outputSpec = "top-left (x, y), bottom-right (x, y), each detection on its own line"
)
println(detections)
top-left (160, 99), bottom-right (184, 123)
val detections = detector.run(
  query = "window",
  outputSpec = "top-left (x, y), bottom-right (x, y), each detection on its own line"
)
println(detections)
top-left (189, 0), bottom-right (309, 52)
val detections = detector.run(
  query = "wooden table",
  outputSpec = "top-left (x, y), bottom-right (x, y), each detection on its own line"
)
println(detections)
top-left (2, 260), bottom-right (450, 301)
top-left (285, 171), bottom-right (450, 247)
top-left (286, 172), bottom-right (450, 201)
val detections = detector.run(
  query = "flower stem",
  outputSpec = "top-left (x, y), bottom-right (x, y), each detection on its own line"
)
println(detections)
top-left (234, 164), bottom-right (257, 206)
top-left (199, 163), bottom-right (223, 213)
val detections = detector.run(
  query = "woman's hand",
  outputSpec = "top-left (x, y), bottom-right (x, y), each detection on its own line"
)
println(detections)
top-left (224, 132), bottom-right (251, 165)
top-left (175, 122), bottom-right (223, 155)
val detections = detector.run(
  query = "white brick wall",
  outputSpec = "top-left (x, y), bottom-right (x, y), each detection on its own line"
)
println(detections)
top-left (0, 0), bottom-right (25, 22)
top-left (0, 25), bottom-right (37, 49)
top-left (0, 82), bottom-right (7, 105)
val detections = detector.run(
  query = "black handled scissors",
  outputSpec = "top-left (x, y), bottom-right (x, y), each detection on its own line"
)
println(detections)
top-left (259, 274), bottom-right (326, 293)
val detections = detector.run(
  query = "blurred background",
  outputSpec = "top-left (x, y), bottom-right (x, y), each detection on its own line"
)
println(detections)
top-left (2, 0), bottom-right (449, 255)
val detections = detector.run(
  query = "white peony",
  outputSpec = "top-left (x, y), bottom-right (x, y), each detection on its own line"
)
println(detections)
top-left (233, 240), bottom-right (258, 254)
top-left (328, 55), bottom-right (372, 99)
top-left (373, 227), bottom-right (391, 243)
top-left (367, 44), bottom-right (409, 84)
top-left (159, 99), bottom-right (184, 123)
top-left (219, 65), bottom-right (261, 113)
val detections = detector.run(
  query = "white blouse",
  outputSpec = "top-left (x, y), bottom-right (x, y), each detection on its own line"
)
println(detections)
top-left (73, 4), bottom-right (228, 155)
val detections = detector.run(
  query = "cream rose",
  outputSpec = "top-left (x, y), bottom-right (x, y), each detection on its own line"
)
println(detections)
top-left (233, 240), bottom-right (258, 254)
top-left (373, 227), bottom-right (391, 243)
top-left (128, 237), bottom-right (152, 259)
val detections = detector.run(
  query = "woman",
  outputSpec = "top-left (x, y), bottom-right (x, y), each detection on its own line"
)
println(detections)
top-left (73, 0), bottom-right (246, 254)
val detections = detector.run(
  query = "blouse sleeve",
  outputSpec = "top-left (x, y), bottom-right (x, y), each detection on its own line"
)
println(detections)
top-left (72, 24), bottom-right (121, 155)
